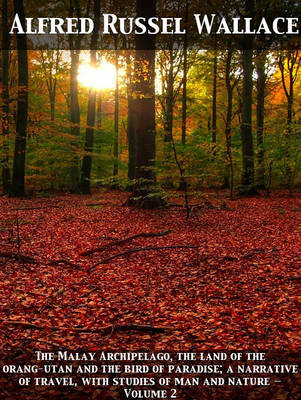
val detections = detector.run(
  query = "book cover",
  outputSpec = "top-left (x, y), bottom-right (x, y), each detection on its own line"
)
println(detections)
top-left (0, 1), bottom-right (300, 399)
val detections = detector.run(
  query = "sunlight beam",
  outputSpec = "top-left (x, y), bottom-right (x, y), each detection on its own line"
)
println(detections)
top-left (78, 61), bottom-right (116, 90)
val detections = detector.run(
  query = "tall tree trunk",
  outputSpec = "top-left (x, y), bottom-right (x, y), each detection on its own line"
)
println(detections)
top-left (181, 54), bottom-right (188, 139)
top-left (181, 0), bottom-right (188, 146)
top-left (287, 67), bottom-right (294, 132)
top-left (286, 76), bottom-right (293, 191)
top-left (127, 96), bottom-right (135, 181)
top-left (11, 0), bottom-right (28, 197)
top-left (113, 50), bottom-right (119, 179)
top-left (50, 51), bottom-right (60, 121)
top-left (97, 92), bottom-right (102, 129)
top-left (1, 0), bottom-right (10, 193)
top-left (179, 0), bottom-right (188, 191)
top-left (133, 48), bottom-right (156, 185)
top-left (256, 52), bottom-right (266, 189)
top-left (127, 0), bottom-right (164, 208)
top-left (69, 50), bottom-right (81, 193)
top-left (68, 0), bottom-right (83, 193)
top-left (240, 48), bottom-right (255, 193)
top-left (81, 0), bottom-right (100, 194)
top-left (240, 0), bottom-right (255, 194)
top-left (80, 50), bottom-right (97, 194)
top-left (163, 50), bottom-right (174, 188)
top-left (164, 51), bottom-right (174, 143)
top-left (126, 53), bottom-right (135, 182)
top-left (224, 50), bottom-right (234, 199)
top-left (212, 50), bottom-right (218, 145)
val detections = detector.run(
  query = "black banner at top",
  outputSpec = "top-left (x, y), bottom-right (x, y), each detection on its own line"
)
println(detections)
top-left (2, 0), bottom-right (301, 50)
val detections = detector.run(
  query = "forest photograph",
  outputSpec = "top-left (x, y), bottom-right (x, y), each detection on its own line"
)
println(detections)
top-left (0, 0), bottom-right (300, 399)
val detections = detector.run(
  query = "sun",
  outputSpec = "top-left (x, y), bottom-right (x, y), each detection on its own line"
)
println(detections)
top-left (78, 61), bottom-right (116, 90)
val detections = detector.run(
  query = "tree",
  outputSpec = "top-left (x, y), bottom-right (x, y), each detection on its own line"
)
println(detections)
top-left (10, 0), bottom-right (28, 197)
top-left (223, 49), bottom-right (240, 199)
top-left (113, 45), bottom-right (119, 180)
top-left (181, 0), bottom-right (189, 146)
top-left (255, 51), bottom-right (266, 189)
top-left (80, 0), bottom-right (101, 194)
top-left (1, 0), bottom-right (10, 193)
top-left (69, 49), bottom-right (81, 193)
top-left (211, 50), bottom-right (218, 145)
top-left (278, 51), bottom-right (300, 131)
top-left (127, 0), bottom-right (165, 208)
top-left (240, 0), bottom-right (256, 195)
top-left (278, 50), bottom-right (300, 187)
top-left (125, 51), bottom-right (135, 182)
top-left (157, 47), bottom-right (187, 187)
top-left (179, 0), bottom-right (189, 191)
top-left (69, 0), bottom-right (82, 194)
top-left (163, 49), bottom-right (175, 143)
top-left (38, 50), bottom-right (62, 122)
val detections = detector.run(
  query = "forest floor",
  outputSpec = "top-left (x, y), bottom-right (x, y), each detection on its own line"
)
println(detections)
top-left (0, 189), bottom-right (300, 352)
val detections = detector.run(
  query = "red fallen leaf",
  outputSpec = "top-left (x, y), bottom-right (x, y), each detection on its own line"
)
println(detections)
top-left (88, 346), bottom-right (100, 351)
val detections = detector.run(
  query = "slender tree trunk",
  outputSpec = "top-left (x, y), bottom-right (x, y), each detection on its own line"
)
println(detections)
top-left (164, 51), bottom-right (174, 143)
top-left (49, 52), bottom-right (59, 121)
top-left (240, 48), bottom-right (255, 193)
top-left (1, 0), bottom-right (10, 193)
top-left (182, 48), bottom-right (187, 145)
top-left (240, 0), bottom-right (256, 194)
top-left (179, 45), bottom-right (188, 191)
top-left (97, 92), bottom-right (102, 128)
top-left (212, 50), bottom-right (217, 145)
top-left (286, 70), bottom-right (294, 189)
top-left (127, 0), bottom-right (165, 208)
top-left (163, 50), bottom-right (174, 188)
top-left (80, 51), bottom-right (97, 194)
top-left (80, 0), bottom-right (100, 194)
top-left (11, 0), bottom-right (28, 197)
top-left (127, 95), bottom-right (135, 181)
top-left (256, 52), bottom-right (266, 189)
top-left (133, 47), bottom-right (156, 185)
top-left (133, 1), bottom-right (156, 186)
top-left (181, 0), bottom-right (188, 146)
top-left (113, 50), bottom-right (119, 179)
top-left (69, 50), bottom-right (81, 193)
top-left (224, 50), bottom-right (234, 199)
top-left (126, 52), bottom-right (135, 181)
top-left (181, 51), bottom-right (188, 143)
top-left (68, 0), bottom-right (83, 193)
top-left (287, 77), bottom-right (293, 130)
